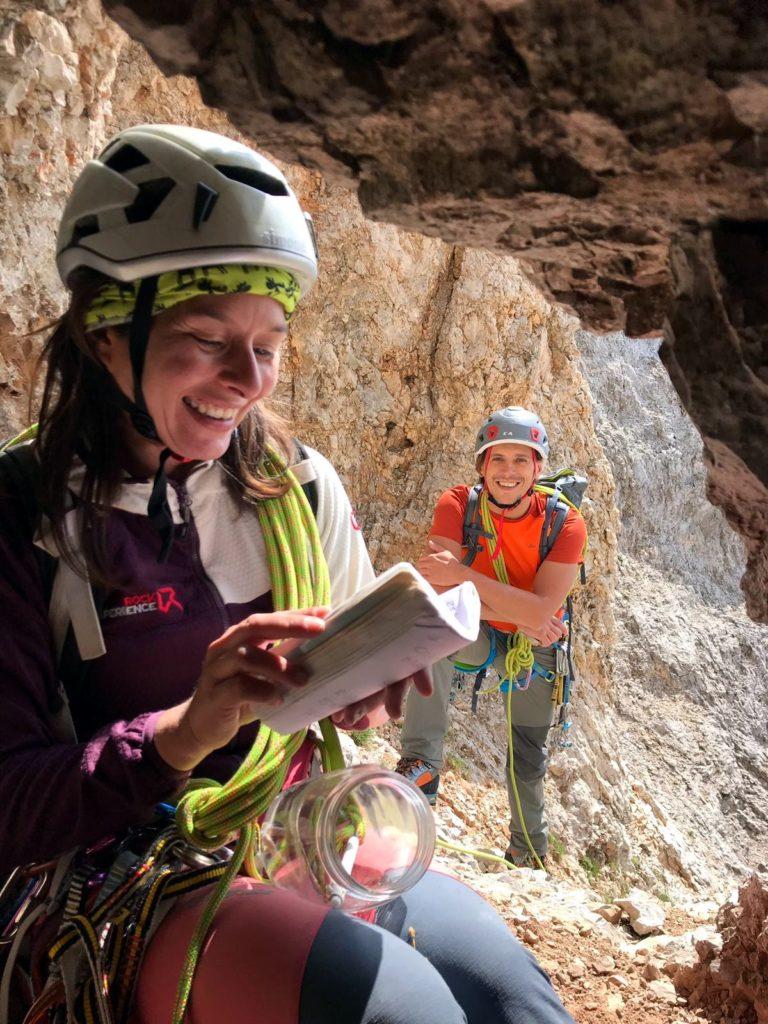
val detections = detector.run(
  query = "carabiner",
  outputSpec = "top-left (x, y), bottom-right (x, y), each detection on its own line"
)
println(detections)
top-left (511, 668), bottom-right (532, 693)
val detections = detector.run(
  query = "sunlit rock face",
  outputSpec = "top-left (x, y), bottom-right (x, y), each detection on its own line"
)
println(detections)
top-left (102, 0), bottom-right (768, 618)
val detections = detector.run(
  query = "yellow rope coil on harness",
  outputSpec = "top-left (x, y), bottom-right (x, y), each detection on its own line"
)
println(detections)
top-left (476, 491), bottom-right (535, 690)
top-left (171, 448), bottom-right (334, 1024)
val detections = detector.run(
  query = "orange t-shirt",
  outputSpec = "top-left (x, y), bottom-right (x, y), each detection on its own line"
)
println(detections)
top-left (430, 486), bottom-right (587, 633)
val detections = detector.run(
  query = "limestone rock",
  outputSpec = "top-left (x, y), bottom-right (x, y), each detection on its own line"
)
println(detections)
top-left (673, 875), bottom-right (768, 1021)
top-left (593, 954), bottom-right (616, 975)
top-left (648, 978), bottom-right (678, 1004)
top-left (567, 957), bottom-right (586, 979)
top-left (476, 847), bottom-right (507, 874)
top-left (615, 889), bottom-right (666, 936)
top-left (579, 332), bottom-right (768, 877)
top-left (596, 904), bottom-right (623, 926)
top-left (98, 0), bottom-right (768, 340)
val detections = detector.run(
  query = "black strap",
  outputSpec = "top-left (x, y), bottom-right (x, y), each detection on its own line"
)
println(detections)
top-left (146, 448), bottom-right (176, 563)
top-left (0, 446), bottom-right (83, 720)
top-left (470, 667), bottom-right (487, 714)
top-left (127, 276), bottom-right (160, 440)
top-left (461, 484), bottom-right (491, 566)
top-left (294, 440), bottom-right (319, 518)
top-left (538, 490), bottom-right (569, 565)
top-left (0, 445), bottom-right (57, 600)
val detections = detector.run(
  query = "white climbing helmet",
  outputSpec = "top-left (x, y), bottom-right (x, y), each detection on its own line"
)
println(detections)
top-left (56, 124), bottom-right (318, 296)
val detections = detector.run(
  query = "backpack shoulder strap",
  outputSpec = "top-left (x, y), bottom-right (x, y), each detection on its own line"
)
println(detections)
top-left (0, 445), bottom-right (80, 739)
top-left (538, 489), bottom-right (570, 565)
top-left (0, 444), bottom-right (57, 599)
top-left (461, 484), bottom-right (489, 566)
top-left (292, 440), bottom-right (319, 518)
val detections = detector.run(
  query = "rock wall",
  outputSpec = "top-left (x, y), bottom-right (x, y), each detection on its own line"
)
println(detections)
top-left (1, 2), bottom-right (767, 900)
top-left (673, 874), bottom-right (768, 1022)
top-left (578, 333), bottom-right (768, 889)
top-left (100, 1), bottom-right (768, 578)
top-left (0, 0), bottom-right (123, 432)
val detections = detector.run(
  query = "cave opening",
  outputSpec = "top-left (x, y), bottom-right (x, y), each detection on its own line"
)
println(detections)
top-left (711, 218), bottom-right (768, 388)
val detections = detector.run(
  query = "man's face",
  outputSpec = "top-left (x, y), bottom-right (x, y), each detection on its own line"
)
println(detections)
top-left (483, 443), bottom-right (539, 505)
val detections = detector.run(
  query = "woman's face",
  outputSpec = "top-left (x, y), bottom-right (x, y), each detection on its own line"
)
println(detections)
top-left (99, 292), bottom-right (287, 463)
top-left (483, 443), bottom-right (540, 505)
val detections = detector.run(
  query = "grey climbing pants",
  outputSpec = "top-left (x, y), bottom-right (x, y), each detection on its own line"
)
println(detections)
top-left (401, 625), bottom-right (557, 858)
top-left (300, 870), bottom-right (575, 1023)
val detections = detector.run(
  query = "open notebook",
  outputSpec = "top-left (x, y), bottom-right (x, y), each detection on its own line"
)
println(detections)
top-left (262, 563), bottom-right (481, 734)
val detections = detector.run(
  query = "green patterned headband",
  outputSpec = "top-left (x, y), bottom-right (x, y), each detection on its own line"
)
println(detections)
top-left (83, 264), bottom-right (301, 332)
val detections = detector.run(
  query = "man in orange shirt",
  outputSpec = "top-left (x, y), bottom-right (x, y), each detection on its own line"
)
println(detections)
top-left (396, 408), bottom-right (586, 867)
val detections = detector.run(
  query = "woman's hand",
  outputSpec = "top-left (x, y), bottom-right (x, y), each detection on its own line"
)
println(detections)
top-left (416, 541), bottom-right (466, 589)
top-left (154, 609), bottom-right (328, 771)
top-left (330, 668), bottom-right (433, 731)
top-left (519, 616), bottom-right (568, 648)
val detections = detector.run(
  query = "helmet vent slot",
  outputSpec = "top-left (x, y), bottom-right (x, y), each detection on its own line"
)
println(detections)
top-left (104, 143), bottom-right (150, 174)
top-left (124, 178), bottom-right (176, 224)
top-left (71, 214), bottom-right (100, 244)
top-left (215, 164), bottom-right (289, 196)
top-left (193, 182), bottom-right (219, 229)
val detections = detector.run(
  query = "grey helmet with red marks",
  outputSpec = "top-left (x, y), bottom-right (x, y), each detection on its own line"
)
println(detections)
top-left (474, 407), bottom-right (549, 471)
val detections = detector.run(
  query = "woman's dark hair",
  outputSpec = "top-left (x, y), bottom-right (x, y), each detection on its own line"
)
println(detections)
top-left (35, 267), bottom-right (293, 586)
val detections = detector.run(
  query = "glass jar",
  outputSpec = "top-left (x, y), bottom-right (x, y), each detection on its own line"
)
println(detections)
top-left (257, 765), bottom-right (435, 912)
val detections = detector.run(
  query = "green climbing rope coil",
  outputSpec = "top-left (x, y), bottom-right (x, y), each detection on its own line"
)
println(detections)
top-left (170, 448), bottom-right (339, 1024)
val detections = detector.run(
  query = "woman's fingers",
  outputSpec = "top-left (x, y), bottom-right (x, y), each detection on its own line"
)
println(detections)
top-left (383, 679), bottom-right (409, 720)
top-left (207, 611), bottom-right (327, 660)
top-left (225, 674), bottom-right (286, 707)
top-left (204, 645), bottom-right (308, 690)
top-left (331, 689), bottom-right (385, 729)
top-left (332, 668), bottom-right (432, 730)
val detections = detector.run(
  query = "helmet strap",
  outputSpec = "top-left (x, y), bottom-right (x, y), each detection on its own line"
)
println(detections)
top-left (125, 276), bottom-right (181, 562)
top-left (127, 275), bottom-right (160, 441)
top-left (86, 275), bottom-right (178, 562)
top-left (486, 490), bottom-right (530, 512)
top-left (146, 447), bottom-right (177, 563)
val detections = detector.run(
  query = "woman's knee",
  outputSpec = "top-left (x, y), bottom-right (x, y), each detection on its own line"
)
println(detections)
top-left (300, 909), bottom-right (467, 1024)
top-left (376, 872), bottom-right (574, 1024)
top-left (134, 879), bottom-right (330, 1024)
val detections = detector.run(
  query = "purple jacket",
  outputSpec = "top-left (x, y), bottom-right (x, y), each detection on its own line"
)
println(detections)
top-left (0, 449), bottom-right (374, 873)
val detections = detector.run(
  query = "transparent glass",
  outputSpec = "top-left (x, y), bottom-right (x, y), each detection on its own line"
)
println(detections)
top-left (257, 765), bottom-right (435, 912)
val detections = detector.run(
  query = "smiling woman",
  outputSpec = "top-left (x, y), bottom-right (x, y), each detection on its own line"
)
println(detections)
top-left (0, 126), bottom-right (574, 1024)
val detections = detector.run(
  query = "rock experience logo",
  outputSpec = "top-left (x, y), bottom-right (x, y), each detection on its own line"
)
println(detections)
top-left (103, 586), bottom-right (183, 620)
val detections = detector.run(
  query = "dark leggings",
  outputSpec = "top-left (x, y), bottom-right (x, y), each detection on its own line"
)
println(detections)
top-left (300, 871), bottom-right (574, 1024)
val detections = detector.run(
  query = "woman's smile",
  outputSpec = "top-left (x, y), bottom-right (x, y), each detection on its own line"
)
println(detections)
top-left (182, 396), bottom-right (241, 426)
